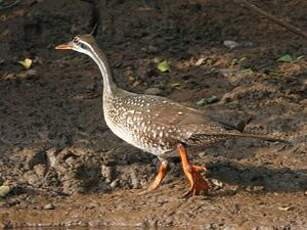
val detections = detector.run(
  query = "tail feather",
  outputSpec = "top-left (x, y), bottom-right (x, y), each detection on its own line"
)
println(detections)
top-left (186, 133), bottom-right (291, 145)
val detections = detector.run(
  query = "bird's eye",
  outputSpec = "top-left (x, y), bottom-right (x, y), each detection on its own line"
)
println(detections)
top-left (79, 43), bottom-right (87, 50)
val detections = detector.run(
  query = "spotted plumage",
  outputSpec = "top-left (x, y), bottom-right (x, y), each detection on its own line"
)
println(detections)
top-left (104, 87), bottom-right (287, 157)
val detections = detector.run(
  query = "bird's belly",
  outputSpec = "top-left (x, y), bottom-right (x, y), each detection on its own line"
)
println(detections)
top-left (105, 118), bottom-right (172, 156)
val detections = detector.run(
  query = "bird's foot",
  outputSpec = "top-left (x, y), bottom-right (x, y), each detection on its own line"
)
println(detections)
top-left (138, 161), bottom-right (168, 195)
top-left (183, 165), bottom-right (209, 197)
top-left (177, 143), bottom-right (209, 197)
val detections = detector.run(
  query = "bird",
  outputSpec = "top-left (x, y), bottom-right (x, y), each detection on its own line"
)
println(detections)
top-left (55, 34), bottom-right (289, 196)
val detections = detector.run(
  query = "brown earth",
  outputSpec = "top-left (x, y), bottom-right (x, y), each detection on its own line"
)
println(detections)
top-left (0, 0), bottom-right (306, 229)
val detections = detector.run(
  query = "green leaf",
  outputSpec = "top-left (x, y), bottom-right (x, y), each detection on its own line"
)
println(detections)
top-left (18, 58), bottom-right (33, 69)
top-left (277, 54), bottom-right (293, 63)
top-left (196, 95), bottom-right (218, 106)
top-left (157, 60), bottom-right (170, 72)
top-left (206, 95), bottom-right (218, 104)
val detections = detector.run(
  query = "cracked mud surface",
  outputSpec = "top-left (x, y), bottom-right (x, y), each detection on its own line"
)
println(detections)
top-left (0, 0), bottom-right (306, 228)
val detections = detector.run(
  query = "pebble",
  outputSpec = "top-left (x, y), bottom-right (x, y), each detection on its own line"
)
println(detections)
top-left (46, 148), bottom-right (60, 168)
top-left (223, 40), bottom-right (240, 49)
top-left (144, 87), bottom-right (163, 96)
top-left (194, 57), bottom-right (206, 66)
top-left (210, 179), bottom-right (223, 188)
top-left (43, 203), bottom-right (55, 210)
top-left (246, 185), bottom-right (264, 192)
top-left (110, 179), bottom-right (119, 189)
top-left (101, 165), bottom-right (113, 183)
top-left (223, 40), bottom-right (254, 49)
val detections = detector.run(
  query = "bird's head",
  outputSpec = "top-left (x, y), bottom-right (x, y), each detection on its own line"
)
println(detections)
top-left (55, 34), bottom-right (96, 56)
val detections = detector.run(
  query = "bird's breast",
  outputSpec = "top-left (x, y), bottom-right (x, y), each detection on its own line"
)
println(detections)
top-left (104, 106), bottom-right (175, 156)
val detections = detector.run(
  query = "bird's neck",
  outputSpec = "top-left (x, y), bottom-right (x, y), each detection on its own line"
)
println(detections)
top-left (89, 45), bottom-right (116, 95)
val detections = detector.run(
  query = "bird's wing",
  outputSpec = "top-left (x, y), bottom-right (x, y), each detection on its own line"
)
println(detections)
top-left (136, 95), bottom-right (239, 140)
top-left (131, 94), bottom-right (288, 146)
top-left (166, 103), bottom-right (289, 145)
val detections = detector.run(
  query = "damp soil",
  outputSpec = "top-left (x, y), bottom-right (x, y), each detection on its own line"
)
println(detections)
top-left (0, 0), bottom-right (306, 228)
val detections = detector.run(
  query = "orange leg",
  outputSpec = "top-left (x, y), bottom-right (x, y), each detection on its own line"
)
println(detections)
top-left (147, 160), bottom-right (168, 191)
top-left (177, 143), bottom-right (209, 196)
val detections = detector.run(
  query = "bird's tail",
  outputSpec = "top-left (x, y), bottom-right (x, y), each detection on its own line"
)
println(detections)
top-left (187, 133), bottom-right (291, 145)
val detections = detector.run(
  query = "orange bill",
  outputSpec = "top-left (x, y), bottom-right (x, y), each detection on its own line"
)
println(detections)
top-left (55, 43), bottom-right (73, 50)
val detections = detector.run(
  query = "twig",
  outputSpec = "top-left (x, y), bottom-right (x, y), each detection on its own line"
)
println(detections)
top-left (80, 0), bottom-right (100, 36)
top-left (234, 0), bottom-right (307, 40)
top-left (0, 0), bottom-right (21, 10)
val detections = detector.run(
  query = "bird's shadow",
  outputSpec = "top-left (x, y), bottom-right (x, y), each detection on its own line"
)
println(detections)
top-left (206, 160), bottom-right (307, 193)
top-left (157, 139), bottom-right (307, 194)
top-left (106, 137), bottom-right (307, 194)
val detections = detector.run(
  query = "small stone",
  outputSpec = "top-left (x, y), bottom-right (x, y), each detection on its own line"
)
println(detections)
top-left (33, 56), bottom-right (43, 64)
top-left (43, 203), bottom-right (55, 210)
top-left (228, 185), bottom-right (239, 192)
top-left (223, 40), bottom-right (240, 49)
top-left (110, 179), bottom-right (119, 189)
top-left (144, 87), bottom-right (163, 96)
top-left (46, 148), bottom-right (61, 168)
top-left (246, 185), bottom-right (264, 192)
top-left (195, 57), bottom-right (206, 66)
top-left (246, 186), bottom-right (253, 192)
top-left (253, 186), bottom-right (264, 192)
top-left (101, 165), bottom-right (113, 183)
top-left (210, 179), bottom-right (223, 188)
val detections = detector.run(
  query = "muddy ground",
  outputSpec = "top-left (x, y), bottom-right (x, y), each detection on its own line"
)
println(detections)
top-left (0, 0), bottom-right (306, 228)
